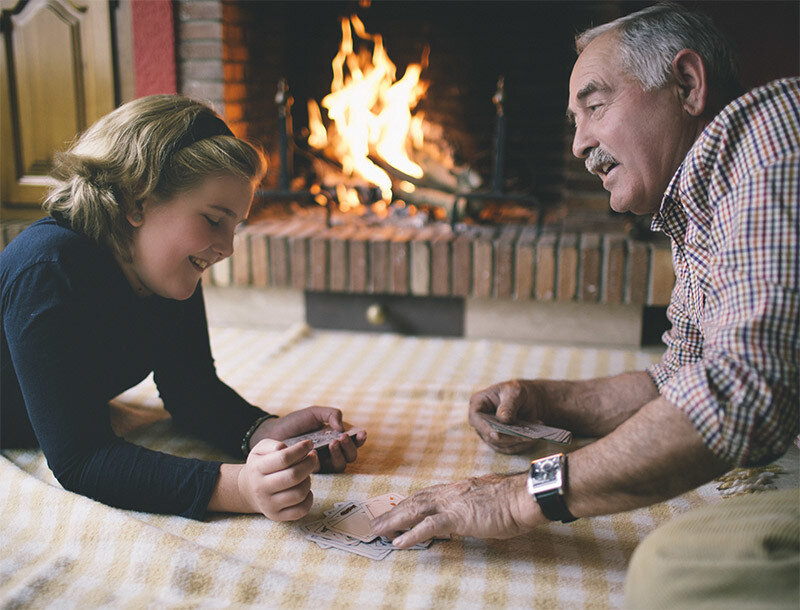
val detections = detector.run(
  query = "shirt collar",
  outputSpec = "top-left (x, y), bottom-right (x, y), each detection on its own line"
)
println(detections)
top-left (650, 160), bottom-right (687, 239)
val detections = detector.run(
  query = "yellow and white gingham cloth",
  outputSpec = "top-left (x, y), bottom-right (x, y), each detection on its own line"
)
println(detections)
top-left (1, 325), bottom-right (723, 608)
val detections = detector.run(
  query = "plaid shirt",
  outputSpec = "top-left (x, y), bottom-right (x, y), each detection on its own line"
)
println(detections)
top-left (648, 78), bottom-right (799, 466)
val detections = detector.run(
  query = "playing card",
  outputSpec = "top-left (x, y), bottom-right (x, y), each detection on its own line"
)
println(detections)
top-left (363, 493), bottom-right (405, 520)
top-left (302, 492), bottom-right (443, 560)
top-left (325, 502), bottom-right (376, 542)
top-left (282, 425), bottom-right (364, 451)
top-left (479, 413), bottom-right (572, 445)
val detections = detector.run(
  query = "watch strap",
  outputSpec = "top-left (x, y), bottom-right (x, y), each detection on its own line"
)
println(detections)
top-left (534, 488), bottom-right (577, 523)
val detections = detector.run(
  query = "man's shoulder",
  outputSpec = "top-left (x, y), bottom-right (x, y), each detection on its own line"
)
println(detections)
top-left (703, 78), bottom-right (800, 161)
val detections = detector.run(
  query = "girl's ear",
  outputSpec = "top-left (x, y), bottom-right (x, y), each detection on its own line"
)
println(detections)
top-left (127, 201), bottom-right (146, 227)
top-left (671, 49), bottom-right (709, 117)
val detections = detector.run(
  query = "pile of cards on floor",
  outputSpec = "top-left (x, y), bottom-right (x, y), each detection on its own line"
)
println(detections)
top-left (300, 493), bottom-right (435, 560)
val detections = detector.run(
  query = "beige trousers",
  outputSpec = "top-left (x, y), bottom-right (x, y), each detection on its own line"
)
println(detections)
top-left (624, 488), bottom-right (799, 609)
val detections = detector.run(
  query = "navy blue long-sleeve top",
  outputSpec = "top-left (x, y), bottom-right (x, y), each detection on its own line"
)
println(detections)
top-left (0, 217), bottom-right (267, 519)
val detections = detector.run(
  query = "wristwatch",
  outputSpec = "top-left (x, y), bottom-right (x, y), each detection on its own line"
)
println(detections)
top-left (527, 453), bottom-right (577, 523)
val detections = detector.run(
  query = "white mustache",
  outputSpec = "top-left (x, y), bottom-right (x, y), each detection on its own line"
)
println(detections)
top-left (585, 148), bottom-right (618, 175)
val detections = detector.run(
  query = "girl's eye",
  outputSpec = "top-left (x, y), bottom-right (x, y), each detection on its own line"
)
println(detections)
top-left (205, 216), bottom-right (221, 227)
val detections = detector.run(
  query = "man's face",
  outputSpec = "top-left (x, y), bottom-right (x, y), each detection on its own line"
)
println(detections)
top-left (567, 32), bottom-right (700, 215)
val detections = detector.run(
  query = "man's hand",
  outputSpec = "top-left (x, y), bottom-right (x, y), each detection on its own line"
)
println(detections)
top-left (236, 438), bottom-right (318, 520)
top-left (369, 473), bottom-right (540, 548)
top-left (469, 380), bottom-right (543, 454)
top-left (251, 406), bottom-right (367, 472)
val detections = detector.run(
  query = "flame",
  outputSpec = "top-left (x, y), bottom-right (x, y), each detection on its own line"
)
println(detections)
top-left (307, 15), bottom-right (428, 206)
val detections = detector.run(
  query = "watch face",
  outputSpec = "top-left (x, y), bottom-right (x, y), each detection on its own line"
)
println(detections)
top-left (528, 454), bottom-right (564, 494)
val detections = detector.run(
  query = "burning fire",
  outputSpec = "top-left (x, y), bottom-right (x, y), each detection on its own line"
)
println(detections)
top-left (307, 15), bottom-right (429, 207)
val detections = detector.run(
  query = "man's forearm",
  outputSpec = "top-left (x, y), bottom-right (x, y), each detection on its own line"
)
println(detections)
top-left (535, 370), bottom-right (660, 436)
top-left (566, 396), bottom-right (730, 517)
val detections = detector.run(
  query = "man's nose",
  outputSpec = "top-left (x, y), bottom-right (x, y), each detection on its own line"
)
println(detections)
top-left (571, 121), bottom-right (596, 159)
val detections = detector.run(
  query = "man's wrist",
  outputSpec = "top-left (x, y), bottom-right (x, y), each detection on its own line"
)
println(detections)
top-left (510, 472), bottom-right (547, 530)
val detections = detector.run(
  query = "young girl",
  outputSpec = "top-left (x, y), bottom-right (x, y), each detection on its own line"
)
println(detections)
top-left (0, 95), bottom-right (366, 521)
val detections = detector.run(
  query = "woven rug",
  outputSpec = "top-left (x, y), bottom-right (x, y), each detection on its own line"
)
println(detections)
top-left (2, 325), bottom-right (727, 608)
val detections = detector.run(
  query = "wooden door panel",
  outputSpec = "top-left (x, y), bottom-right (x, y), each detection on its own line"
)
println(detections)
top-left (1, 0), bottom-right (115, 215)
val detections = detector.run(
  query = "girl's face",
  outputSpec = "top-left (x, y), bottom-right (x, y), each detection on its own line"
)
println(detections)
top-left (122, 174), bottom-right (255, 300)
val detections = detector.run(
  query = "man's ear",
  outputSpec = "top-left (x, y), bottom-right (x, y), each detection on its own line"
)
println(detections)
top-left (671, 49), bottom-right (708, 117)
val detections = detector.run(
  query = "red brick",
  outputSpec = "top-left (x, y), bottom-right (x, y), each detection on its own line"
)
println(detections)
top-left (451, 233), bottom-right (473, 297)
top-left (514, 227), bottom-right (538, 300)
top-left (182, 81), bottom-right (224, 102)
top-left (389, 228), bottom-right (414, 294)
top-left (231, 231), bottom-right (251, 285)
top-left (265, 220), bottom-right (304, 288)
top-left (410, 226), bottom-right (438, 296)
top-left (223, 63), bottom-right (245, 83)
top-left (348, 228), bottom-right (370, 293)
top-left (179, 20), bottom-right (222, 41)
top-left (249, 224), bottom-right (270, 287)
top-left (557, 233), bottom-right (578, 301)
top-left (179, 40), bottom-right (222, 60)
top-left (329, 225), bottom-right (358, 292)
top-left (181, 59), bottom-right (223, 81)
top-left (603, 234), bottom-right (625, 304)
top-left (289, 223), bottom-right (319, 290)
top-left (369, 227), bottom-right (395, 293)
top-left (627, 240), bottom-right (649, 305)
top-left (431, 232), bottom-right (455, 296)
top-left (493, 226), bottom-right (518, 298)
top-left (535, 233), bottom-right (557, 300)
top-left (179, 1), bottom-right (222, 21)
top-left (309, 230), bottom-right (330, 291)
top-left (579, 232), bottom-right (601, 302)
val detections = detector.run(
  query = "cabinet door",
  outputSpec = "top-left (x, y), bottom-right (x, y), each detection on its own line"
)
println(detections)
top-left (1, 0), bottom-right (115, 217)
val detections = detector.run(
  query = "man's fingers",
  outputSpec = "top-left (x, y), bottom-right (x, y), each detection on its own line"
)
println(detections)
top-left (320, 407), bottom-right (345, 431)
top-left (392, 514), bottom-right (450, 549)
top-left (325, 441), bottom-right (347, 472)
top-left (336, 434), bottom-right (358, 462)
top-left (468, 408), bottom-right (496, 439)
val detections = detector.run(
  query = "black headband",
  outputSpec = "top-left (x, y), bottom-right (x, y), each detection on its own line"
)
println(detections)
top-left (173, 113), bottom-right (234, 153)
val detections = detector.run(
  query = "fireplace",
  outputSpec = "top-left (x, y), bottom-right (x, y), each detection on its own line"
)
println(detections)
top-left (171, 0), bottom-right (683, 344)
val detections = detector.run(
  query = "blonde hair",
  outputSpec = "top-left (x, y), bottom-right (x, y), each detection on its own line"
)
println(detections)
top-left (44, 95), bottom-right (267, 261)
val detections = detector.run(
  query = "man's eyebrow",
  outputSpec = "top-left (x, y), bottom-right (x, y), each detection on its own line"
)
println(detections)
top-left (566, 81), bottom-right (610, 123)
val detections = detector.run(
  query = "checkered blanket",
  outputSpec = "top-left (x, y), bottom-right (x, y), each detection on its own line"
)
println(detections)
top-left (1, 325), bottom-right (723, 608)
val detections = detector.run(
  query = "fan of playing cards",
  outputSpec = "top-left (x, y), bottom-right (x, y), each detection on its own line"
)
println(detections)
top-left (300, 494), bottom-right (434, 560)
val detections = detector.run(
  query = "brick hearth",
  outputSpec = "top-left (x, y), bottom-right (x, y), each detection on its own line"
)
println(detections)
top-left (207, 211), bottom-right (674, 306)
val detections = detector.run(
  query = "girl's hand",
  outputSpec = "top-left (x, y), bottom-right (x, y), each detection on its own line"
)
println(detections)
top-left (251, 406), bottom-right (367, 473)
top-left (237, 438), bottom-right (318, 521)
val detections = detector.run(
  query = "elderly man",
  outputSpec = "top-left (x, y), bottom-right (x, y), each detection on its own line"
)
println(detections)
top-left (372, 3), bottom-right (799, 607)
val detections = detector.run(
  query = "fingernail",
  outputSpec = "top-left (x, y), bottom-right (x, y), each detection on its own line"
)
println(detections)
top-left (393, 535), bottom-right (406, 547)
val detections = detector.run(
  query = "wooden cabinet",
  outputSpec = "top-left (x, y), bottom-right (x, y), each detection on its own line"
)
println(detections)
top-left (1, 0), bottom-right (115, 219)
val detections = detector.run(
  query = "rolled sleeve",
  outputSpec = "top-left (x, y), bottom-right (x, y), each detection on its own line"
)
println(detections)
top-left (655, 162), bottom-right (799, 466)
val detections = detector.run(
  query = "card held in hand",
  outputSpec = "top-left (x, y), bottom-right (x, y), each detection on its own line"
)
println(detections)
top-left (479, 413), bottom-right (572, 445)
top-left (282, 424), bottom-right (364, 453)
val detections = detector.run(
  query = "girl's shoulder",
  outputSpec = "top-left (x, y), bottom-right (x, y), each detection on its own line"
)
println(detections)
top-left (0, 216), bottom-right (112, 292)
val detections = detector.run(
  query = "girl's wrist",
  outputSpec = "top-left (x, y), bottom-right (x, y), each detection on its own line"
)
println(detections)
top-left (240, 414), bottom-right (278, 458)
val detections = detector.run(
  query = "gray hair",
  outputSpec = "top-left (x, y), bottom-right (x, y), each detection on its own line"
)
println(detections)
top-left (44, 95), bottom-right (267, 262)
top-left (576, 2), bottom-right (742, 101)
